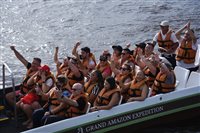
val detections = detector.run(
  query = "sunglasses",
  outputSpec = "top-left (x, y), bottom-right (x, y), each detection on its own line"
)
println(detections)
top-left (100, 59), bottom-right (106, 62)
top-left (71, 88), bottom-right (81, 91)
top-left (120, 67), bottom-right (128, 71)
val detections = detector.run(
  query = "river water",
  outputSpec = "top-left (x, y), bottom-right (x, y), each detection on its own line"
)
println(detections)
top-left (0, 0), bottom-right (200, 132)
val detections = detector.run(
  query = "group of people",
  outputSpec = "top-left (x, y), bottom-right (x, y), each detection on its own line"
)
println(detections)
top-left (5, 21), bottom-right (199, 129)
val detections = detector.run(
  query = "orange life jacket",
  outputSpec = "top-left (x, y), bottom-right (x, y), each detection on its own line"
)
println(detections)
top-left (66, 69), bottom-right (84, 87)
top-left (84, 81), bottom-right (97, 96)
top-left (65, 93), bottom-right (88, 118)
top-left (127, 78), bottom-right (146, 98)
top-left (157, 30), bottom-right (174, 51)
top-left (152, 71), bottom-right (176, 95)
top-left (96, 87), bottom-right (120, 106)
top-left (115, 73), bottom-right (132, 85)
top-left (20, 68), bottom-right (37, 94)
top-left (48, 89), bottom-right (66, 116)
top-left (143, 66), bottom-right (159, 87)
top-left (176, 40), bottom-right (196, 64)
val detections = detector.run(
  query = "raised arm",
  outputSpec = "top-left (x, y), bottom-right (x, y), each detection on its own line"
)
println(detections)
top-left (175, 23), bottom-right (188, 40)
top-left (10, 46), bottom-right (29, 67)
top-left (72, 42), bottom-right (80, 57)
top-left (54, 47), bottom-right (60, 64)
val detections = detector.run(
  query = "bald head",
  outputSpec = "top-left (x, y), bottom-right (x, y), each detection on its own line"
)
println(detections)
top-left (72, 83), bottom-right (83, 91)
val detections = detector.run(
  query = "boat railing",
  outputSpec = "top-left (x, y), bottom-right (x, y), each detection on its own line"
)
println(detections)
top-left (1, 62), bottom-right (17, 125)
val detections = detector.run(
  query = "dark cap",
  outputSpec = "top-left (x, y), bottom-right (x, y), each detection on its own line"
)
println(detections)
top-left (81, 47), bottom-right (90, 53)
top-left (99, 55), bottom-right (107, 61)
top-left (135, 42), bottom-right (146, 50)
top-left (123, 48), bottom-right (132, 55)
top-left (112, 45), bottom-right (123, 53)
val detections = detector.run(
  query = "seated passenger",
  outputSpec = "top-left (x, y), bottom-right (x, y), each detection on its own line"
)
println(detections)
top-left (54, 47), bottom-right (69, 77)
top-left (96, 55), bottom-right (112, 79)
top-left (64, 57), bottom-right (84, 87)
top-left (6, 46), bottom-right (41, 108)
top-left (151, 63), bottom-right (176, 96)
top-left (120, 48), bottom-right (134, 67)
top-left (90, 77), bottom-right (120, 112)
top-left (84, 70), bottom-right (104, 106)
top-left (18, 65), bottom-right (55, 128)
top-left (46, 83), bottom-right (88, 123)
top-left (32, 76), bottom-right (69, 128)
top-left (111, 63), bottom-right (133, 85)
top-left (111, 45), bottom-right (123, 69)
top-left (72, 42), bottom-right (96, 76)
top-left (175, 22), bottom-right (199, 72)
top-left (119, 70), bottom-right (149, 103)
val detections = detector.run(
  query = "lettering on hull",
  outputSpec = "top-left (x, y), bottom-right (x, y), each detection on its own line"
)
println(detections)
top-left (79, 106), bottom-right (164, 133)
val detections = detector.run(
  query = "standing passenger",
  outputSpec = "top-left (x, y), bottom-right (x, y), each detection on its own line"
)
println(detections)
top-left (153, 20), bottom-right (179, 68)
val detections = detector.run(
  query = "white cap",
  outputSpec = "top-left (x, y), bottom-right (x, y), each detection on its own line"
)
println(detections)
top-left (160, 20), bottom-right (169, 26)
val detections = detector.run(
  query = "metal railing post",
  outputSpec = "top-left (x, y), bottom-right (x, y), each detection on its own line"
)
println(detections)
top-left (2, 62), bottom-right (17, 126)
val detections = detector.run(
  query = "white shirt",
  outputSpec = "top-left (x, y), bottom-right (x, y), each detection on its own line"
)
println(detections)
top-left (153, 30), bottom-right (178, 44)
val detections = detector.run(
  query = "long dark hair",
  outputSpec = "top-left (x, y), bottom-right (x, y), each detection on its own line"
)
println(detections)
top-left (94, 70), bottom-right (104, 90)
top-left (105, 76), bottom-right (116, 89)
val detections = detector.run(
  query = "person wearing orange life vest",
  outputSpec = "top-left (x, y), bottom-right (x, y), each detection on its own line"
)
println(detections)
top-left (54, 47), bottom-right (69, 78)
top-left (84, 70), bottom-right (104, 106)
top-left (90, 77), bottom-right (120, 112)
top-left (153, 20), bottom-right (179, 69)
top-left (64, 57), bottom-right (84, 87)
top-left (120, 48), bottom-right (134, 67)
top-left (151, 63), bottom-right (176, 96)
top-left (96, 55), bottom-right (112, 79)
top-left (72, 42), bottom-right (96, 76)
top-left (6, 46), bottom-right (41, 108)
top-left (32, 75), bottom-right (69, 128)
top-left (111, 62), bottom-right (133, 85)
top-left (18, 65), bottom-right (55, 129)
top-left (111, 45), bottom-right (123, 69)
top-left (136, 49), bottom-right (160, 88)
top-left (119, 70), bottom-right (149, 103)
top-left (133, 42), bottom-right (146, 65)
top-left (175, 22), bottom-right (199, 72)
top-left (45, 83), bottom-right (88, 124)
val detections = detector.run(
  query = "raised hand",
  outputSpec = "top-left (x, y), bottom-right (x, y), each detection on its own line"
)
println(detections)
top-left (10, 46), bottom-right (16, 51)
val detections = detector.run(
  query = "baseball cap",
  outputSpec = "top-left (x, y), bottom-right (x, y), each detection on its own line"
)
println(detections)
top-left (112, 45), bottom-right (123, 53)
top-left (160, 20), bottom-right (169, 27)
top-left (135, 42), bottom-right (146, 50)
top-left (38, 65), bottom-right (50, 73)
top-left (123, 48), bottom-right (132, 55)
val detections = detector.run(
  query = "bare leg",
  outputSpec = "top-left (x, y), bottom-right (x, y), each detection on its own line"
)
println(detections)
top-left (22, 104), bottom-right (33, 126)
top-left (5, 92), bottom-right (15, 106)
top-left (27, 101), bottom-right (41, 129)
